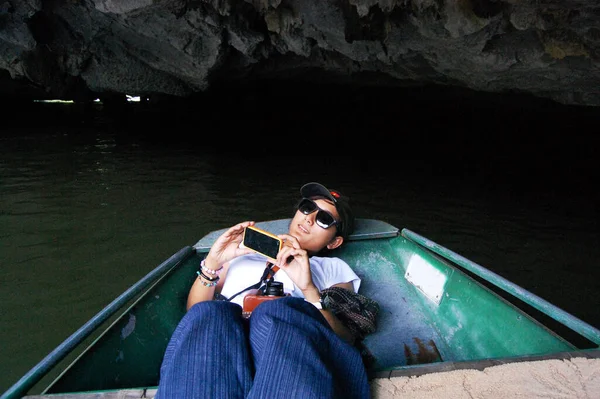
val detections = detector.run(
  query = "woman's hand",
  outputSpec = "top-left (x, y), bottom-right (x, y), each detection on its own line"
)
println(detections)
top-left (204, 221), bottom-right (255, 269)
top-left (274, 234), bottom-right (316, 292)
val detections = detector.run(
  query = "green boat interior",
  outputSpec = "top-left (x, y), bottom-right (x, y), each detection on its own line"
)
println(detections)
top-left (25, 219), bottom-right (600, 396)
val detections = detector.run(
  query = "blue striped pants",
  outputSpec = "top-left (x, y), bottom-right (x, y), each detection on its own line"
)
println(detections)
top-left (155, 296), bottom-right (370, 399)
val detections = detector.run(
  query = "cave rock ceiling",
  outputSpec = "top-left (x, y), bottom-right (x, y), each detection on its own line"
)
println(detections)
top-left (1, 0), bottom-right (599, 106)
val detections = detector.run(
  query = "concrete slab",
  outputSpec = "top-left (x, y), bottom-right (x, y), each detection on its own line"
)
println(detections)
top-left (371, 357), bottom-right (600, 398)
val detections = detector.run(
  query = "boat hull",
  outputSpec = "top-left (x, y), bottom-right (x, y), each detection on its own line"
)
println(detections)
top-left (3, 219), bottom-right (599, 398)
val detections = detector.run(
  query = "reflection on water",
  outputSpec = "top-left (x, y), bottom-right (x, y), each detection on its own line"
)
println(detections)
top-left (1, 101), bottom-right (599, 392)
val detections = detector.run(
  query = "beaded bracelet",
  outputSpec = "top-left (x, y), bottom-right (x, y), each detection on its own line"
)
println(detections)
top-left (196, 271), bottom-right (219, 287)
top-left (198, 269), bottom-right (218, 282)
top-left (200, 259), bottom-right (223, 276)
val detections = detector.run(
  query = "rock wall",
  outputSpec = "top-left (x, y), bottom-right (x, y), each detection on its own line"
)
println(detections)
top-left (1, 0), bottom-right (599, 106)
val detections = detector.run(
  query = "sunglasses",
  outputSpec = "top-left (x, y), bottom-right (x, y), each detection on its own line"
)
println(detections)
top-left (297, 198), bottom-right (338, 229)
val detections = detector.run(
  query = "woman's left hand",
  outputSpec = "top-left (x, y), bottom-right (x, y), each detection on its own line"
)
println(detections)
top-left (274, 234), bottom-right (315, 291)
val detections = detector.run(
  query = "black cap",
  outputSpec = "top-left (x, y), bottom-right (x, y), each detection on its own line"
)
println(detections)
top-left (300, 182), bottom-right (355, 240)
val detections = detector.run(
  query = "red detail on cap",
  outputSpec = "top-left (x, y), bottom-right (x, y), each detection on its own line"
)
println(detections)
top-left (330, 190), bottom-right (341, 199)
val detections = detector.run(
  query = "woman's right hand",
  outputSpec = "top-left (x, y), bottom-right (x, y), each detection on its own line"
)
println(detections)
top-left (204, 221), bottom-right (255, 269)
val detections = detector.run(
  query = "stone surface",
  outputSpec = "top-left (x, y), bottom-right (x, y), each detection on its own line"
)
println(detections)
top-left (371, 357), bottom-right (600, 398)
top-left (20, 357), bottom-right (600, 398)
top-left (1, 0), bottom-right (599, 106)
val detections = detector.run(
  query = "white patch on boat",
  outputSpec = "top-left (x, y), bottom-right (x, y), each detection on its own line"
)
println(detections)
top-left (121, 314), bottom-right (136, 339)
top-left (405, 255), bottom-right (448, 305)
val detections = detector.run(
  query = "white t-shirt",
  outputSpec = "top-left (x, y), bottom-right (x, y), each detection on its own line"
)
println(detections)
top-left (219, 253), bottom-right (361, 307)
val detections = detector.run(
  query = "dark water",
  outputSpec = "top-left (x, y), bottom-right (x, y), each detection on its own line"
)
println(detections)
top-left (1, 87), bottom-right (599, 392)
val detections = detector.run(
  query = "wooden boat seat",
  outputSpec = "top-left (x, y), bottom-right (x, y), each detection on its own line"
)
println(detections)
top-left (194, 218), bottom-right (400, 250)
